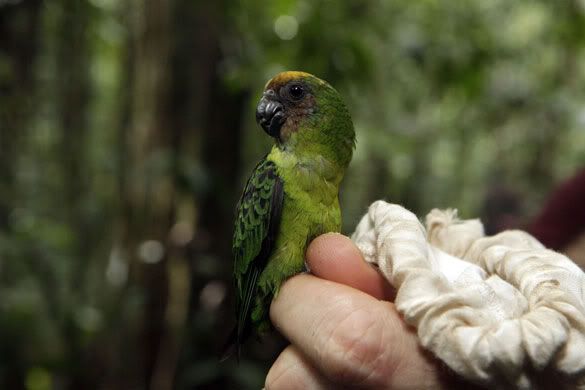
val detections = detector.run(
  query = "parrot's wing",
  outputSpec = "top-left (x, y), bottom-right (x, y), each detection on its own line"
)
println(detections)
top-left (232, 157), bottom-right (283, 345)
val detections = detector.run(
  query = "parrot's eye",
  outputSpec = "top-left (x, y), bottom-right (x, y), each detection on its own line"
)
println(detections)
top-left (287, 84), bottom-right (305, 100)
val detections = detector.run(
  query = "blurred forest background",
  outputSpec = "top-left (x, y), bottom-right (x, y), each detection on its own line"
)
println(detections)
top-left (1, 0), bottom-right (584, 389)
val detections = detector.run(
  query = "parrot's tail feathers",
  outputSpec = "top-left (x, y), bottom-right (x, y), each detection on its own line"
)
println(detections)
top-left (219, 326), bottom-right (241, 363)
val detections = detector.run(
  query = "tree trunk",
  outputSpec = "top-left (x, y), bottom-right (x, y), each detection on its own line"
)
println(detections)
top-left (174, 1), bottom-right (248, 388)
top-left (0, 1), bottom-right (42, 388)
top-left (52, 1), bottom-right (100, 388)
top-left (0, 0), bottom-right (42, 229)
top-left (123, 0), bottom-right (174, 388)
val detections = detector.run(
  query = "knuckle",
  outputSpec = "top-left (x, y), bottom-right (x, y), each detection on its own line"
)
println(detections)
top-left (319, 306), bottom-right (388, 386)
top-left (265, 356), bottom-right (294, 390)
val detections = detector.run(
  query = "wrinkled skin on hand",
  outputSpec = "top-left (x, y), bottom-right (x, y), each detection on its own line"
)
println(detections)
top-left (266, 233), bottom-right (476, 390)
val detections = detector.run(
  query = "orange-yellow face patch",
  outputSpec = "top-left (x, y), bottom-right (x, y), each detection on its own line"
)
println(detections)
top-left (265, 71), bottom-right (323, 91)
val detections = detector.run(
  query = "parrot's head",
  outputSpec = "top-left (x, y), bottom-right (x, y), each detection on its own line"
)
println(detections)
top-left (256, 71), bottom-right (355, 167)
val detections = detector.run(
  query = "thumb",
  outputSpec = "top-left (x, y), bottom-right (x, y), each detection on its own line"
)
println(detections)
top-left (306, 233), bottom-right (395, 300)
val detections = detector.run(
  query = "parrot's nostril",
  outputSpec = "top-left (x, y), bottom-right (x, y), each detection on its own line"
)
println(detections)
top-left (263, 89), bottom-right (276, 98)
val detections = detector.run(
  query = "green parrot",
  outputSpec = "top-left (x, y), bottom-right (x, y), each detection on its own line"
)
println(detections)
top-left (229, 71), bottom-right (355, 354)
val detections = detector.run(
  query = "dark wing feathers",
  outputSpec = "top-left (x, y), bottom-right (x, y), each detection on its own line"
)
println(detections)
top-left (232, 157), bottom-right (283, 345)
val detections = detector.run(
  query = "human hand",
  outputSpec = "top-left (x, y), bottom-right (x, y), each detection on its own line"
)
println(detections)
top-left (265, 233), bottom-right (475, 389)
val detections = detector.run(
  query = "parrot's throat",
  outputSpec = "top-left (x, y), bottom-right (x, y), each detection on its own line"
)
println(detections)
top-left (276, 107), bottom-right (316, 145)
top-left (268, 145), bottom-right (343, 189)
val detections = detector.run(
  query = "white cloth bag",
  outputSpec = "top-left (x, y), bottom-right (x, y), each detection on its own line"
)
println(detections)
top-left (351, 201), bottom-right (585, 389)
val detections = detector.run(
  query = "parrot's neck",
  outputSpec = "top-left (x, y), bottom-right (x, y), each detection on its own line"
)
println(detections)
top-left (267, 145), bottom-right (344, 191)
top-left (276, 123), bottom-right (353, 171)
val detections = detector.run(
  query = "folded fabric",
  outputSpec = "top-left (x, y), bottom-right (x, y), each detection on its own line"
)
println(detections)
top-left (352, 201), bottom-right (585, 389)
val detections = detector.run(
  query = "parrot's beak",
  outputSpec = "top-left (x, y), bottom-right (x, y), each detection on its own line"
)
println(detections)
top-left (256, 90), bottom-right (285, 138)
